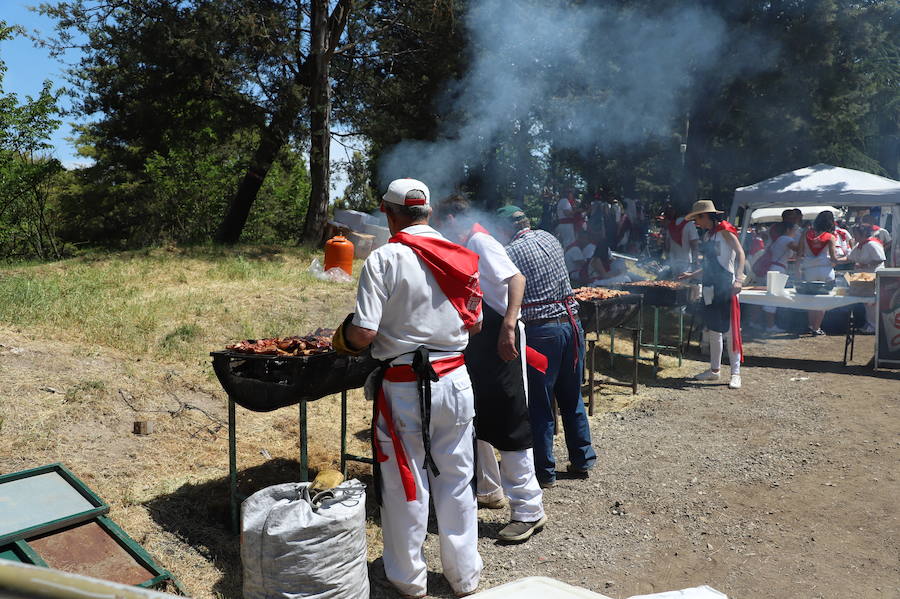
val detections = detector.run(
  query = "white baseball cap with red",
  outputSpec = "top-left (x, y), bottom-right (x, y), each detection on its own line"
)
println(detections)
top-left (382, 178), bottom-right (430, 206)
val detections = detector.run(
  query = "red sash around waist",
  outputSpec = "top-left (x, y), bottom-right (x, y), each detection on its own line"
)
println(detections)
top-left (375, 355), bottom-right (466, 502)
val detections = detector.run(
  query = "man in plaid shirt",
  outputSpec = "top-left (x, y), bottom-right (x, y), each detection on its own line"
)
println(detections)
top-left (496, 205), bottom-right (596, 488)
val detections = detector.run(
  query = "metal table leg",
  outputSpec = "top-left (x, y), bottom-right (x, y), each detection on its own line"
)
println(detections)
top-left (588, 338), bottom-right (596, 416)
top-left (653, 306), bottom-right (660, 376)
top-left (632, 327), bottom-right (640, 395)
top-left (228, 396), bottom-right (238, 533)
top-left (299, 400), bottom-right (308, 482)
top-left (340, 390), bottom-right (348, 475)
top-left (677, 308), bottom-right (684, 367)
top-left (609, 327), bottom-right (616, 369)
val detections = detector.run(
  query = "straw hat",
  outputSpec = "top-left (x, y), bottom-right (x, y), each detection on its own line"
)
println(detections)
top-left (684, 199), bottom-right (723, 221)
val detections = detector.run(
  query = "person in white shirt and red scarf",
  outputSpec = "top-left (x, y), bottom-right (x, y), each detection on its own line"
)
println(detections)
top-left (433, 195), bottom-right (547, 543)
top-left (495, 205), bottom-right (596, 489)
top-left (332, 179), bottom-right (483, 598)
top-left (798, 210), bottom-right (843, 336)
top-left (679, 200), bottom-right (747, 390)
top-left (849, 223), bottom-right (887, 334)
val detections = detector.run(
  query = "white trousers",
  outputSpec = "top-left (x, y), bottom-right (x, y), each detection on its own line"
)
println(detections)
top-left (475, 441), bottom-right (545, 522)
top-left (557, 224), bottom-right (576, 248)
top-left (709, 328), bottom-right (741, 375)
top-left (377, 367), bottom-right (482, 597)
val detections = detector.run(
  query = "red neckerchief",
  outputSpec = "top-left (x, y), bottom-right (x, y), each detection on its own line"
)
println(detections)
top-left (805, 230), bottom-right (834, 256)
top-left (867, 237), bottom-right (884, 247)
top-left (667, 218), bottom-right (690, 246)
top-left (461, 222), bottom-right (490, 246)
top-left (751, 237), bottom-right (765, 255)
top-left (710, 220), bottom-right (742, 360)
top-left (390, 231), bottom-right (483, 329)
top-left (872, 224), bottom-right (881, 231)
top-left (835, 228), bottom-right (849, 242)
top-left (714, 220), bottom-right (738, 235)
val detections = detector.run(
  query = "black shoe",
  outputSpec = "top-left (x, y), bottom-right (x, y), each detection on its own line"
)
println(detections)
top-left (498, 515), bottom-right (548, 542)
top-left (566, 464), bottom-right (590, 479)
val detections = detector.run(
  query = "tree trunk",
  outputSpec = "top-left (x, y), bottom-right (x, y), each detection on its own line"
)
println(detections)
top-left (216, 85), bottom-right (304, 244)
top-left (301, 0), bottom-right (333, 245)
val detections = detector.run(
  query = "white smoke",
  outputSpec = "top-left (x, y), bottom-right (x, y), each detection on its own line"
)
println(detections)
top-left (379, 0), bottom-right (771, 200)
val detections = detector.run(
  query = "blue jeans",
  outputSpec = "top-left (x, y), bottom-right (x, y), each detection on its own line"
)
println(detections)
top-left (524, 320), bottom-right (596, 483)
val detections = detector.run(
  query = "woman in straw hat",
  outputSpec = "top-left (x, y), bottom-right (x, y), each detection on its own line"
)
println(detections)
top-left (679, 199), bottom-right (747, 389)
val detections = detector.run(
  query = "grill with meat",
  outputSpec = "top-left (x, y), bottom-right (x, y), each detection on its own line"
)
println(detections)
top-left (573, 287), bottom-right (630, 301)
top-left (225, 328), bottom-right (336, 356)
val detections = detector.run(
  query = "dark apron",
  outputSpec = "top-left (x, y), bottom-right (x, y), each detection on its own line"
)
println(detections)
top-left (701, 236), bottom-right (734, 333)
top-left (464, 306), bottom-right (532, 452)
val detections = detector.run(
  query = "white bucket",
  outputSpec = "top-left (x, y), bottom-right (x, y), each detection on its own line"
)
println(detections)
top-left (767, 271), bottom-right (789, 296)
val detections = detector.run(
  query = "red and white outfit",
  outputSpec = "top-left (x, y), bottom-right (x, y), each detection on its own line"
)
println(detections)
top-left (849, 237), bottom-right (887, 328)
top-left (666, 216), bottom-right (699, 275)
top-left (555, 195), bottom-right (582, 248)
top-left (463, 226), bottom-right (545, 524)
top-left (834, 226), bottom-right (852, 259)
top-left (353, 223), bottom-right (482, 597)
top-left (564, 242), bottom-right (595, 284)
top-left (762, 233), bottom-right (794, 315)
top-left (801, 230), bottom-right (835, 282)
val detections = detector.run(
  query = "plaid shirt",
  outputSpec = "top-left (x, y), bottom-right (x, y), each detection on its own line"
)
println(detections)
top-left (505, 228), bottom-right (578, 321)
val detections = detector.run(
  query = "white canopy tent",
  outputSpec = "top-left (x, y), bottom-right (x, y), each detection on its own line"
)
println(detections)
top-left (749, 205), bottom-right (844, 224)
top-left (729, 164), bottom-right (900, 265)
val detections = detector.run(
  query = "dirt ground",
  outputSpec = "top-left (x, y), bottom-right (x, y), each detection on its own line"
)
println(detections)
top-left (1, 324), bottom-right (898, 599)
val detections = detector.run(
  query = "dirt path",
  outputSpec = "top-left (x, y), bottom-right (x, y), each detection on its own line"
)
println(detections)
top-left (2, 328), bottom-right (898, 599)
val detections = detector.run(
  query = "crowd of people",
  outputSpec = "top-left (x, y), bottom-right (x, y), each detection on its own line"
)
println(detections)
top-left (329, 178), bottom-right (890, 598)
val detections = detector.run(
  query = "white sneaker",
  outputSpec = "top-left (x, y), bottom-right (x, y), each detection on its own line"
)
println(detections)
top-left (694, 369), bottom-right (721, 381)
top-left (729, 375), bottom-right (742, 389)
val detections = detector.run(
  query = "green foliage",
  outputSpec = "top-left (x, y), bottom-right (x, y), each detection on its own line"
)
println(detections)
top-left (0, 22), bottom-right (64, 260)
top-left (333, 150), bottom-right (377, 213)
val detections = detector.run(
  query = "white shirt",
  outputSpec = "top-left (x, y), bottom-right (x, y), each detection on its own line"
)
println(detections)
top-left (873, 226), bottom-right (892, 245)
top-left (834, 227), bottom-right (852, 258)
top-left (466, 231), bottom-right (520, 316)
top-left (848, 240), bottom-right (886, 272)
top-left (353, 224), bottom-right (476, 362)
top-left (769, 235), bottom-right (794, 267)
top-left (564, 243), bottom-right (595, 276)
top-left (556, 198), bottom-right (575, 227)
top-left (667, 218), bottom-right (699, 266)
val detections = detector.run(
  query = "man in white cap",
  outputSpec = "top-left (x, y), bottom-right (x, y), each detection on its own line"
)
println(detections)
top-left (332, 178), bottom-right (484, 598)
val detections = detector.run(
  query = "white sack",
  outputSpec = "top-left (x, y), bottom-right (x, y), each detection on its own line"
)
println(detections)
top-left (241, 480), bottom-right (369, 599)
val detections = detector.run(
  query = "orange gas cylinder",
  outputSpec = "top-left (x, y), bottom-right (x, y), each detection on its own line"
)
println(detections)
top-left (324, 235), bottom-right (354, 275)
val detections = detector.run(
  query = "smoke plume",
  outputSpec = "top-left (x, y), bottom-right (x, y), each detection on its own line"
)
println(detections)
top-left (379, 0), bottom-right (771, 200)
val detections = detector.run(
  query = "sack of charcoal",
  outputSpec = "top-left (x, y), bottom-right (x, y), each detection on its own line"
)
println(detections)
top-left (241, 480), bottom-right (369, 599)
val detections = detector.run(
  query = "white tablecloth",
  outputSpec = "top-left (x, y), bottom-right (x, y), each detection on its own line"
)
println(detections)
top-left (738, 289), bottom-right (874, 310)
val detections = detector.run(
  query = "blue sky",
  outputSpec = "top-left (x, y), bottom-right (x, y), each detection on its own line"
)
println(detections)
top-left (1, 2), bottom-right (357, 197)
top-left (2, 1), bottom-right (85, 167)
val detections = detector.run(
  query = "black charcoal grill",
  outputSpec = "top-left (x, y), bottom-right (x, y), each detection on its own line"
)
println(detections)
top-left (210, 350), bottom-right (380, 411)
top-left (616, 282), bottom-right (692, 306)
top-left (210, 349), bottom-right (380, 531)
top-left (577, 293), bottom-right (643, 334)
top-left (577, 293), bottom-right (643, 413)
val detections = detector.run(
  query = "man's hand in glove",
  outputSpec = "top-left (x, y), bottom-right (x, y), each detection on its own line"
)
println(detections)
top-left (333, 313), bottom-right (376, 355)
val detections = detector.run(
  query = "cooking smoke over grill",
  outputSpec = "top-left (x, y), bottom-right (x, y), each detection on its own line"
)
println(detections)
top-left (378, 0), bottom-right (772, 200)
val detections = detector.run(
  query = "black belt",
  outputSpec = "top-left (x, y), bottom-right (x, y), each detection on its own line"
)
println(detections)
top-left (524, 315), bottom-right (570, 326)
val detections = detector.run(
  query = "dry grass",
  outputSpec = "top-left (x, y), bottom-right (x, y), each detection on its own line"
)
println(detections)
top-left (0, 246), bottom-right (372, 598)
top-left (0, 247), bottom-right (688, 598)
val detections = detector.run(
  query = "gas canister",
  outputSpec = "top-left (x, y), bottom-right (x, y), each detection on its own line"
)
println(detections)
top-left (324, 235), bottom-right (354, 276)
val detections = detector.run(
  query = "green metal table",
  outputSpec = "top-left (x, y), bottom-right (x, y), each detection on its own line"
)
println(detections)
top-left (226, 389), bottom-right (372, 533)
top-left (638, 305), bottom-right (686, 376)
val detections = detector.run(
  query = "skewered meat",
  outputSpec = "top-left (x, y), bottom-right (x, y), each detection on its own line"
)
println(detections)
top-left (573, 287), bottom-right (630, 301)
top-left (226, 332), bottom-right (335, 356)
top-left (621, 280), bottom-right (687, 289)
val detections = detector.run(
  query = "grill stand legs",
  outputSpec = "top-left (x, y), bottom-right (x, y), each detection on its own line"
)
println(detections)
top-left (340, 389), bottom-right (375, 476)
top-left (639, 305), bottom-right (685, 377)
top-left (228, 396), bottom-right (238, 533)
